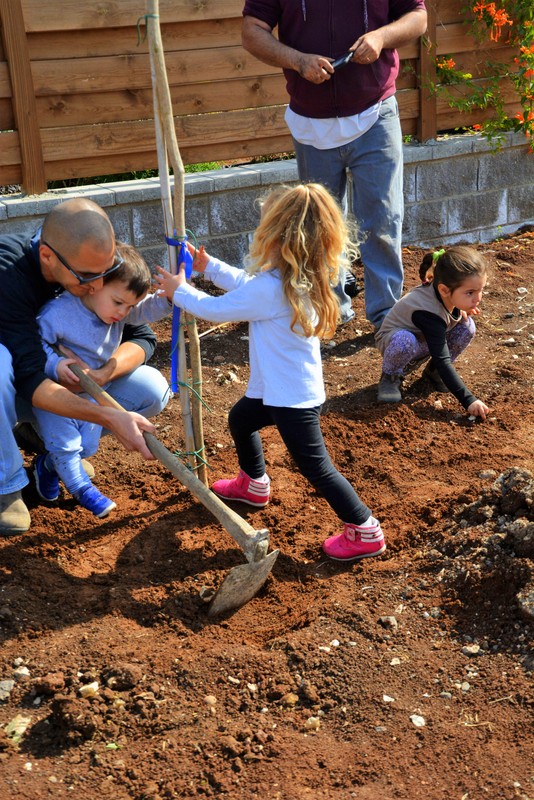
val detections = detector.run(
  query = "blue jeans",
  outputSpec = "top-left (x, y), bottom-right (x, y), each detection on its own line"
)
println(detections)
top-left (227, 395), bottom-right (371, 525)
top-left (0, 343), bottom-right (171, 495)
top-left (292, 95), bottom-right (404, 329)
top-left (0, 345), bottom-right (28, 494)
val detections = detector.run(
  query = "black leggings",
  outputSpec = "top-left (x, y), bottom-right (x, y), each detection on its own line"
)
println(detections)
top-left (228, 396), bottom-right (371, 525)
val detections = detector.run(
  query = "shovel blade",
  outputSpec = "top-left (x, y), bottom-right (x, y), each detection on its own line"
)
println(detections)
top-left (208, 549), bottom-right (279, 617)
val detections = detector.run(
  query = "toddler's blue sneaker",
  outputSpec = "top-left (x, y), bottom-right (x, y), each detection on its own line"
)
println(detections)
top-left (74, 484), bottom-right (116, 518)
top-left (33, 454), bottom-right (60, 502)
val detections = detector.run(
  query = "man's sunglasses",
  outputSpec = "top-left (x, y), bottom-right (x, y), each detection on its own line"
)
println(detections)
top-left (41, 239), bottom-right (123, 284)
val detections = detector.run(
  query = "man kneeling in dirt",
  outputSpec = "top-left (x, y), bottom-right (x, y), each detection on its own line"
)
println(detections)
top-left (0, 197), bottom-right (171, 535)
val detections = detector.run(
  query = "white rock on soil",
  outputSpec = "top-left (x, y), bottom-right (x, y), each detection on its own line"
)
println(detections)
top-left (410, 714), bottom-right (426, 727)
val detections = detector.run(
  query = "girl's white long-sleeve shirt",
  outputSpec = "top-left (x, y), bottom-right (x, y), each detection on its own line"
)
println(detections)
top-left (172, 257), bottom-right (325, 408)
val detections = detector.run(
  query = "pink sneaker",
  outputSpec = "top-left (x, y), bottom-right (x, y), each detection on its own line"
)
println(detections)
top-left (322, 519), bottom-right (386, 561)
top-left (211, 470), bottom-right (270, 508)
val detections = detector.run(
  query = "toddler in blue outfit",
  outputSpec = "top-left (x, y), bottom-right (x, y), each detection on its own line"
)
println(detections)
top-left (33, 243), bottom-right (171, 517)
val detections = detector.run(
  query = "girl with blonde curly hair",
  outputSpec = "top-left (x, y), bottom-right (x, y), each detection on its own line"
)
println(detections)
top-left (156, 183), bottom-right (385, 562)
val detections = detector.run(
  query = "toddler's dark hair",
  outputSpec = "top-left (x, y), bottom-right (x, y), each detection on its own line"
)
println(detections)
top-left (105, 241), bottom-right (152, 297)
top-left (421, 246), bottom-right (487, 292)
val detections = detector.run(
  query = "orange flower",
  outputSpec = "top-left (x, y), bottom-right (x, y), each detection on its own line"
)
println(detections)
top-left (472, 1), bottom-right (512, 42)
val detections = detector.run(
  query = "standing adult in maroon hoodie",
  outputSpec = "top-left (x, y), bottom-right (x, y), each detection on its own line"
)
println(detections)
top-left (242, 0), bottom-right (427, 331)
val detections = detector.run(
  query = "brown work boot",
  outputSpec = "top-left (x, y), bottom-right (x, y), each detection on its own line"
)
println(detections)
top-left (0, 490), bottom-right (31, 535)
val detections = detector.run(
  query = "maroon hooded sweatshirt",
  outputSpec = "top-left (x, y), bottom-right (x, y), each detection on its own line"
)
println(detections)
top-left (243, 0), bottom-right (426, 118)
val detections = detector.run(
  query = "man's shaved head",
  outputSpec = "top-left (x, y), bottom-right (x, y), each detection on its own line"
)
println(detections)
top-left (41, 198), bottom-right (115, 258)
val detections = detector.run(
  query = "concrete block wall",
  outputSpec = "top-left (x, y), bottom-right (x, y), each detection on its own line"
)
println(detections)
top-left (403, 131), bottom-right (534, 247)
top-left (0, 132), bottom-right (532, 267)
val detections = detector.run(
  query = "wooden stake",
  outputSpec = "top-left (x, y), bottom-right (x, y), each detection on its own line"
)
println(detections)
top-left (145, 2), bottom-right (207, 484)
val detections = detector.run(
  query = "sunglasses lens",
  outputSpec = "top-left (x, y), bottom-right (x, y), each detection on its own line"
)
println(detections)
top-left (79, 256), bottom-right (122, 283)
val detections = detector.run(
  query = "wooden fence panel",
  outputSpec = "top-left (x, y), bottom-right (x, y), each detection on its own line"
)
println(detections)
top-left (434, 0), bottom-right (474, 25)
top-left (26, 20), bottom-right (243, 61)
top-left (39, 106), bottom-right (289, 163)
top-left (34, 75), bottom-right (288, 129)
top-left (0, 0), bottom-right (521, 194)
top-left (0, 0), bottom-right (45, 191)
top-left (31, 106), bottom-right (293, 183)
top-left (21, 0), bottom-right (244, 31)
top-left (31, 46), bottom-right (274, 96)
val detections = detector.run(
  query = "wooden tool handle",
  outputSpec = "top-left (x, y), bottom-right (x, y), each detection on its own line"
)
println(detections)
top-left (65, 363), bottom-right (269, 561)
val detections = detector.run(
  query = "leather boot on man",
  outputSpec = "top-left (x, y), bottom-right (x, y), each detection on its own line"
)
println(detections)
top-left (0, 491), bottom-right (31, 535)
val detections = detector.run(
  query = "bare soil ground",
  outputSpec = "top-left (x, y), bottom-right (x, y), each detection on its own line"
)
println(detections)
top-left (1, 233), bottom-right (533, 800)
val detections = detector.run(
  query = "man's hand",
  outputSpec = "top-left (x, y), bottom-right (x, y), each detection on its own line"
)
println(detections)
top-left (106, 408), bottom-right (156, 461)
top-left (296, 53), bottom-right (334, 83)
top-left (242, 15), bottom-right (334, 83)
top-left (33, 378), bottom-right (157, 460)
top-left (351, 30), bottom-right (385, 64)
